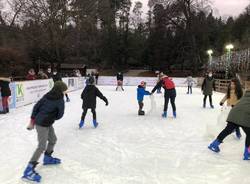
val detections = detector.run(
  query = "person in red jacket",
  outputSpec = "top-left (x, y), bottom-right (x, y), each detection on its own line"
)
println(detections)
top-left (26, 68), bottom-right (37, 80)
top-left (151, 74), bottom-right (177, 118)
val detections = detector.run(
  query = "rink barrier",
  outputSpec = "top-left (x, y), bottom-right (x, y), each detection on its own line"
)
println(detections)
top-left (0, 77), bottom-right (86, 110)
top-left (97, 76), bottom-right (198, 87)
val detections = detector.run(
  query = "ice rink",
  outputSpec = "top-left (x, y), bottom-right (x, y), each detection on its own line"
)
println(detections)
top-left (0, 86), bottom-right (250, 184)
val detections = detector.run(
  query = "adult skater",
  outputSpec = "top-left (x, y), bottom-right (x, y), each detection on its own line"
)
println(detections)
top-left (0, 75), bottom-right (11, 114)
top-left (219, 78), bottom-right (243, 139)
top-left (22, 81), bottom-right (68, 182)
top-left (201, 72), bottom-right (216, 108)
top-left (208, 79), bottom-right (250, 160)
top-left (156, 72), bottom-right (162, 93)
top-left (151, 74), bottom-right (177, 118)
top-left (79, 76), bottom-right (108, 128)
top-left (116, 72), bottom-right (124, 91)
top-left (184, 75), bottom-right (196, 94)
top-left (52, 69), bottom-right (70, 102)
top-left (137, 81), bottom-right (151, 115)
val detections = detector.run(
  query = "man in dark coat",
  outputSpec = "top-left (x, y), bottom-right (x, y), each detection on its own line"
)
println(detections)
top-left (0, 76), bottom-right (11, 114)
top-left (202, 72), bottom-right (216, 108)
top-left (208, 80), bottom-right (250, 160)
top-left (22, 81), bottom-right (68, 182)
top-left (79, 76), bottom-right (108, 128)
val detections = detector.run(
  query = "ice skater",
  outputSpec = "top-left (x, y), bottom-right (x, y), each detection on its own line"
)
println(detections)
top-left (201, 72), bottom-right (216, 108)
top-left (184, 75), bottom-right (196, 94)
top-left (116, 72), bottom-right (124, 91)
top-left (151, 74), bottom-right (177, 118)
top-left (79, 76), bottom-right (108, 128)
top-left (219, 78), bottom-right (243, 139)
top-left (22, 81), bottom-right (68, 182)
top-left (137, 81), bottom-right (151, 115)
top-left (208, 79), bottom-right (250, 160)
top-left (0, 76), bottom-right (11, 114)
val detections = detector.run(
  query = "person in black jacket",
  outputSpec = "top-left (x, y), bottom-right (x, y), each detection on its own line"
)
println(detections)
top-left (52, 69), bottom-right (70, 102)
top-left (22, 81), bottom-right (68, 183)
top-left (79, 76), bottom-right (108, 129)
top-left (116, 72), bottom-right (124, 91)
top-left (0, 76), bottom-right (11, 114)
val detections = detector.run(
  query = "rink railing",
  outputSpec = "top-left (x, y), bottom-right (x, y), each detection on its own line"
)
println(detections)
top-left (97, 76), bottom-right (199, 87)
top-left (0, 77), bottom-right (85, 111)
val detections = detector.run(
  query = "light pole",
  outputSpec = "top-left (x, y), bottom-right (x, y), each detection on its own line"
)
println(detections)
top-left (225, 44), bottom-right (234, 79)
top-left (207, 49), bottom-right (213, 70)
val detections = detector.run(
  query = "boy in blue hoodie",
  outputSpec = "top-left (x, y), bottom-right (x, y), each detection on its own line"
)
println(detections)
top-left (137, 81), bottom-right (151, 115)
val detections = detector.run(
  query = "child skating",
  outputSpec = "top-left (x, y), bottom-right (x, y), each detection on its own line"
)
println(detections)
top-left (22, 81), bottom-right (68, 182)
top-left (79, 76), bottom-right (108, 128)
top-left (184, 75), bottom-right (196, 94)
top-left (137, 81), bottom-right (151, 115)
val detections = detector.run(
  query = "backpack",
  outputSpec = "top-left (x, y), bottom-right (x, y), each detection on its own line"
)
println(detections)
top-left (162, 77), bottom-right (175, 89)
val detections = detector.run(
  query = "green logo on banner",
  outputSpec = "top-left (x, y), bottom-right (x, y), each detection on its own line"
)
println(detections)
top-left (16, 84), bottom-right (24, 97)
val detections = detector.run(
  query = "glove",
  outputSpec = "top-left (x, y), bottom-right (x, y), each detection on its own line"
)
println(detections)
top-left (219, 102), bottom-right (223, 106)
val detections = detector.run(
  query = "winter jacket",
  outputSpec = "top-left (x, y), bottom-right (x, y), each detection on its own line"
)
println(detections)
top-left (117, 73), bottom-right (123, 81)
top-left (26, 74), bottom-right (36, 80)
top-left (81, 85), bottom-right (108, 109)
top-left (31, 89), bottom-right (65, 127)
top-left (185, 76), bottom-right (195, 86)
top-left (220, 89), bottom-right (240, 106)
top-left (202, 77), bottom-right (216, 95)
top-left (137, 85), bottom-right (150, 102)
top-left (227, 91), bottom-right (250, 128)
top-left (0, 77), bottom-right (11, 97)
top-left (151, 77), bottom-right (176, 97)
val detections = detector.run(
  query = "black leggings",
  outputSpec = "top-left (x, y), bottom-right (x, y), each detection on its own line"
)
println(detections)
top-left (164, 96), bottom-right (176, 112)
top-left (216, 121), bottom-right (250, 148)
top-left (81, 108), bottom-right (96, 121)
top-left (203, 95), bottom-right (212, 105)
top-left (187, 86), bottom-right (192, 94)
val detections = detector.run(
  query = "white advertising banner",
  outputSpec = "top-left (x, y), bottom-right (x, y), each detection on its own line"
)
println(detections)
top-left (15, 79), bottom-right (53, 107)
top-left (97, 76), bottom-right (198, 87)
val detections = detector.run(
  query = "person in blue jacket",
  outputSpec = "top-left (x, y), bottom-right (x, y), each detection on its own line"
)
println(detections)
top-left (22, 81), bottom-right (68, 183)
top-left (137, 81), bottom-right (151, 115)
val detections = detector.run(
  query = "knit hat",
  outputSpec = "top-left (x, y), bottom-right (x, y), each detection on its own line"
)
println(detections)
top-left (140, 81), bottom-right (146, 86)
top-left (53, 81), bottom-right (68, 92)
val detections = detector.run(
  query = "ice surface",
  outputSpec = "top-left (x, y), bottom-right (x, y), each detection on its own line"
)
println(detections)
top-left (0, 86), bottom-right (249, 184)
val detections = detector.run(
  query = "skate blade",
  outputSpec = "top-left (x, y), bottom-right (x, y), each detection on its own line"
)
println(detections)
top-left (21, 177), bottom-right (41, 183)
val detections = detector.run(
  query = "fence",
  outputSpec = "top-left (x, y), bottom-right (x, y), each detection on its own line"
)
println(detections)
top-left (215, 79), bottom-right (230, 93)
top-left (0, 77), bottom-right (86, 111)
